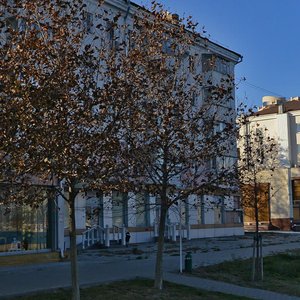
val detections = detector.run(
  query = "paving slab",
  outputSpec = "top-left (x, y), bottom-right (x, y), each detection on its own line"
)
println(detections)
top-left (165, 272), bottom-right (300, 300)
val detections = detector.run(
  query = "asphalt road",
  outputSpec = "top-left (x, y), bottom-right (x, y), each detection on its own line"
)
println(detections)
top-left (1, 232), bottom-right (300, 299)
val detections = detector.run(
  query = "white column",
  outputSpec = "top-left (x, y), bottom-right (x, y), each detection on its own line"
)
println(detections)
top-left (57, 194), bottom-right (65, 253)
top-left (172, 224), bottom-right (177, 242)
top-left (103, 194), bottom-right (113, 227)
top-left (277, 113), bottom-right (291, 167)
top-left (187, 224), bottom-right (191, 240)
top-left (121, 225), bottom-right (126, 246)
top-left (105, 225), bottom-right (110, 247)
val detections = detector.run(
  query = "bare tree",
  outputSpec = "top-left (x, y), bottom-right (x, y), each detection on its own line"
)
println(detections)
top-left (238, 119), bottom-right (279, 281)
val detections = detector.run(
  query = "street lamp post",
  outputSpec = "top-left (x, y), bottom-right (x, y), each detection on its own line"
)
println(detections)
top-left (179, 200), bottom-right (183, 273)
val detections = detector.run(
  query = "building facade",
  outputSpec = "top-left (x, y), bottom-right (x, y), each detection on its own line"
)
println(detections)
top-left (242, 96), bottom-right (300, 230)
top-left (0, 0), bottom-right (243, 253)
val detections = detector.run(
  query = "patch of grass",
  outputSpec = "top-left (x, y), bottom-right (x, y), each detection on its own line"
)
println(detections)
top-left (11, 279), bottom-right (251, 300)
top-left (193, 250), bottom-right (300, 296)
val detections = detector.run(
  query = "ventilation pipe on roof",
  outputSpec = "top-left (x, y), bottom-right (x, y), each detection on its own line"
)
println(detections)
top-left (262, 96), bottom-right (285, 107)
top-left (290, 96), bottom-right (300, 101)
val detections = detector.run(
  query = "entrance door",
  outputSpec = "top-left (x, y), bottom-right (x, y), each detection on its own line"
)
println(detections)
top-left (292, 180), bottom-right (300, 222)
top-left (243, 183), bottom-right (270, 223)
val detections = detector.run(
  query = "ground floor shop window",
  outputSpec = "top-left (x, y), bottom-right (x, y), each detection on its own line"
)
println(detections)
top-left (135, 192), bottom-right (150, 227)
top-left (0, 200), bottom-right (50, 252)
top-left (86, 192), bottom-right (103, 228)
top-left (112, 191), bottom-right (128, 227)
top-left (292, 180), bottom-right (300, 221)
top-left (197, 196), bottom-right (205, 225)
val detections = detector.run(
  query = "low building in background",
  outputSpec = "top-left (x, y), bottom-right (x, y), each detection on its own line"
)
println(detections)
top-left (242, 96), bottom-right (300, 231)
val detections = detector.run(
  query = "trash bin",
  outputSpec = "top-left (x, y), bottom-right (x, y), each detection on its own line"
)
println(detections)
top-left (185, 251), bottom-right (192, 272)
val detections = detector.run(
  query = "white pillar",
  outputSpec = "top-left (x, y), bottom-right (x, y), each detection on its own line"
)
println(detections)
top-left (172, 224), bottom-right (177, 242)
top-left (187, 224), bottom-right (191, 240)
top-left (105, 225), bottom-right (110, 247)
top-left (154, 222), bottom-right (158, 237)
top-left (91, 228), bottom-right (94, 244)
top-left (57, 194), bottom-right (65, 253)
top-left (82, 234), bottom-right (85, 250)
top-left (122, 225), bottom-right (126, 246)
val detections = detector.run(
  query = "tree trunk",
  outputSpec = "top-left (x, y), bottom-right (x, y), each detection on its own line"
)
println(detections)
top-left (154, 204), bottom-right (168, 290)
top-left (69, 192), bottom-right (80, 300)
top-left (252, 181), bottom-right (262, 281)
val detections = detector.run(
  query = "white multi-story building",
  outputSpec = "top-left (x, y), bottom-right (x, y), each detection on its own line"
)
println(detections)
top-left (0, 0), bottom-right (243, 253)
top-left (242, 96), bottom-right (300, 230)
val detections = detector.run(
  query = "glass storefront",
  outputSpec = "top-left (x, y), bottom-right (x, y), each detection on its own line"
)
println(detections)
top-left (135, 192), bottom-right (150, 227)
top-left (0, 200), bottom-right (51, 252)
top-left (112, 191), bottom-right (128, 227)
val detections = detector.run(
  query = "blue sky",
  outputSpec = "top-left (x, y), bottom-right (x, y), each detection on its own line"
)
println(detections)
top-left (133, 0), bottom-right (300, 108)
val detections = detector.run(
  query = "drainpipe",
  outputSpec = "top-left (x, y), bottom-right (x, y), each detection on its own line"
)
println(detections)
top-left (124, 0), bottom-right (131, 56)
top-left (237, 55), bottom-right (243, 65)
top-left (124, 0), bottom-right (131, 20)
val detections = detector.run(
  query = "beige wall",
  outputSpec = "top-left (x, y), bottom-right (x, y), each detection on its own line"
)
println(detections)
top-left (256, 169), bottom-right (290, 219)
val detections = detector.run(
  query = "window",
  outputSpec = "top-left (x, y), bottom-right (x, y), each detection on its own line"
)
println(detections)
top-left (255, 128), bottom-right (265, 164)
top-left (19, 19), bottom-right (27, 32)
top-left (293, 180), bottom-right (300, 203)
top-left (202, 54), bottom-right (232, 75)
top-left (191, 91), bottom-right (197, 106)
top-left (5, 16), bottom-right (18, 31)
top-left (126, 29), bottom-right (133, 51)
top-left (217, 156), bottom-right (235, 170)
top-left (189, 55), bottom-right (195, 73)
top-left (162, 39), bottom-right (174, 55)
top-left (0, 200), bottom-right (49, 251)
top-left (233, 196), bottom-right (241, 210)
top-left (297, 145), bottom-right (300, 165)
top-left (112, 191), bottom-right (128, 227)
top-left (184, 200), bottom-right (190, 225)
top-left (214, 198), bottom-right (225, 224)
top-left (202, 87), bottom-right (211, 102)
top-left (106, 21), bottom-right (115, 49)
top-left (293, 180), bottom-right (300, 220)
top-left (155, 195), bottom-right (161, 222)
top-left (86, 192), bottom-right (103, 228)
top-left (135, 192), bottom-right (150, 227)
top-left (197, 196), bottom-right (205, 224)
top-left (211, 157), bottom-right (217, 169)
top-left (83, 11), bottom-right (93, 33)
top-left (214, 122), bottom-right (226, 135)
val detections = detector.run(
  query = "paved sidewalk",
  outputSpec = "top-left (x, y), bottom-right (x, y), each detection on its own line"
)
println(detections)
top-left (1, 233), bottom-right (300, 299)
top-left (165, 272), bottom-right (300, 300)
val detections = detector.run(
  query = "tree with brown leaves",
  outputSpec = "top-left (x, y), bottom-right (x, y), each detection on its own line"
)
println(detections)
top-left (116, 3), bottom-right (241, 289)
top-left (0, 1), bottom-right (130, 299)
top-left (1, 0), bottom-right (242, 295)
